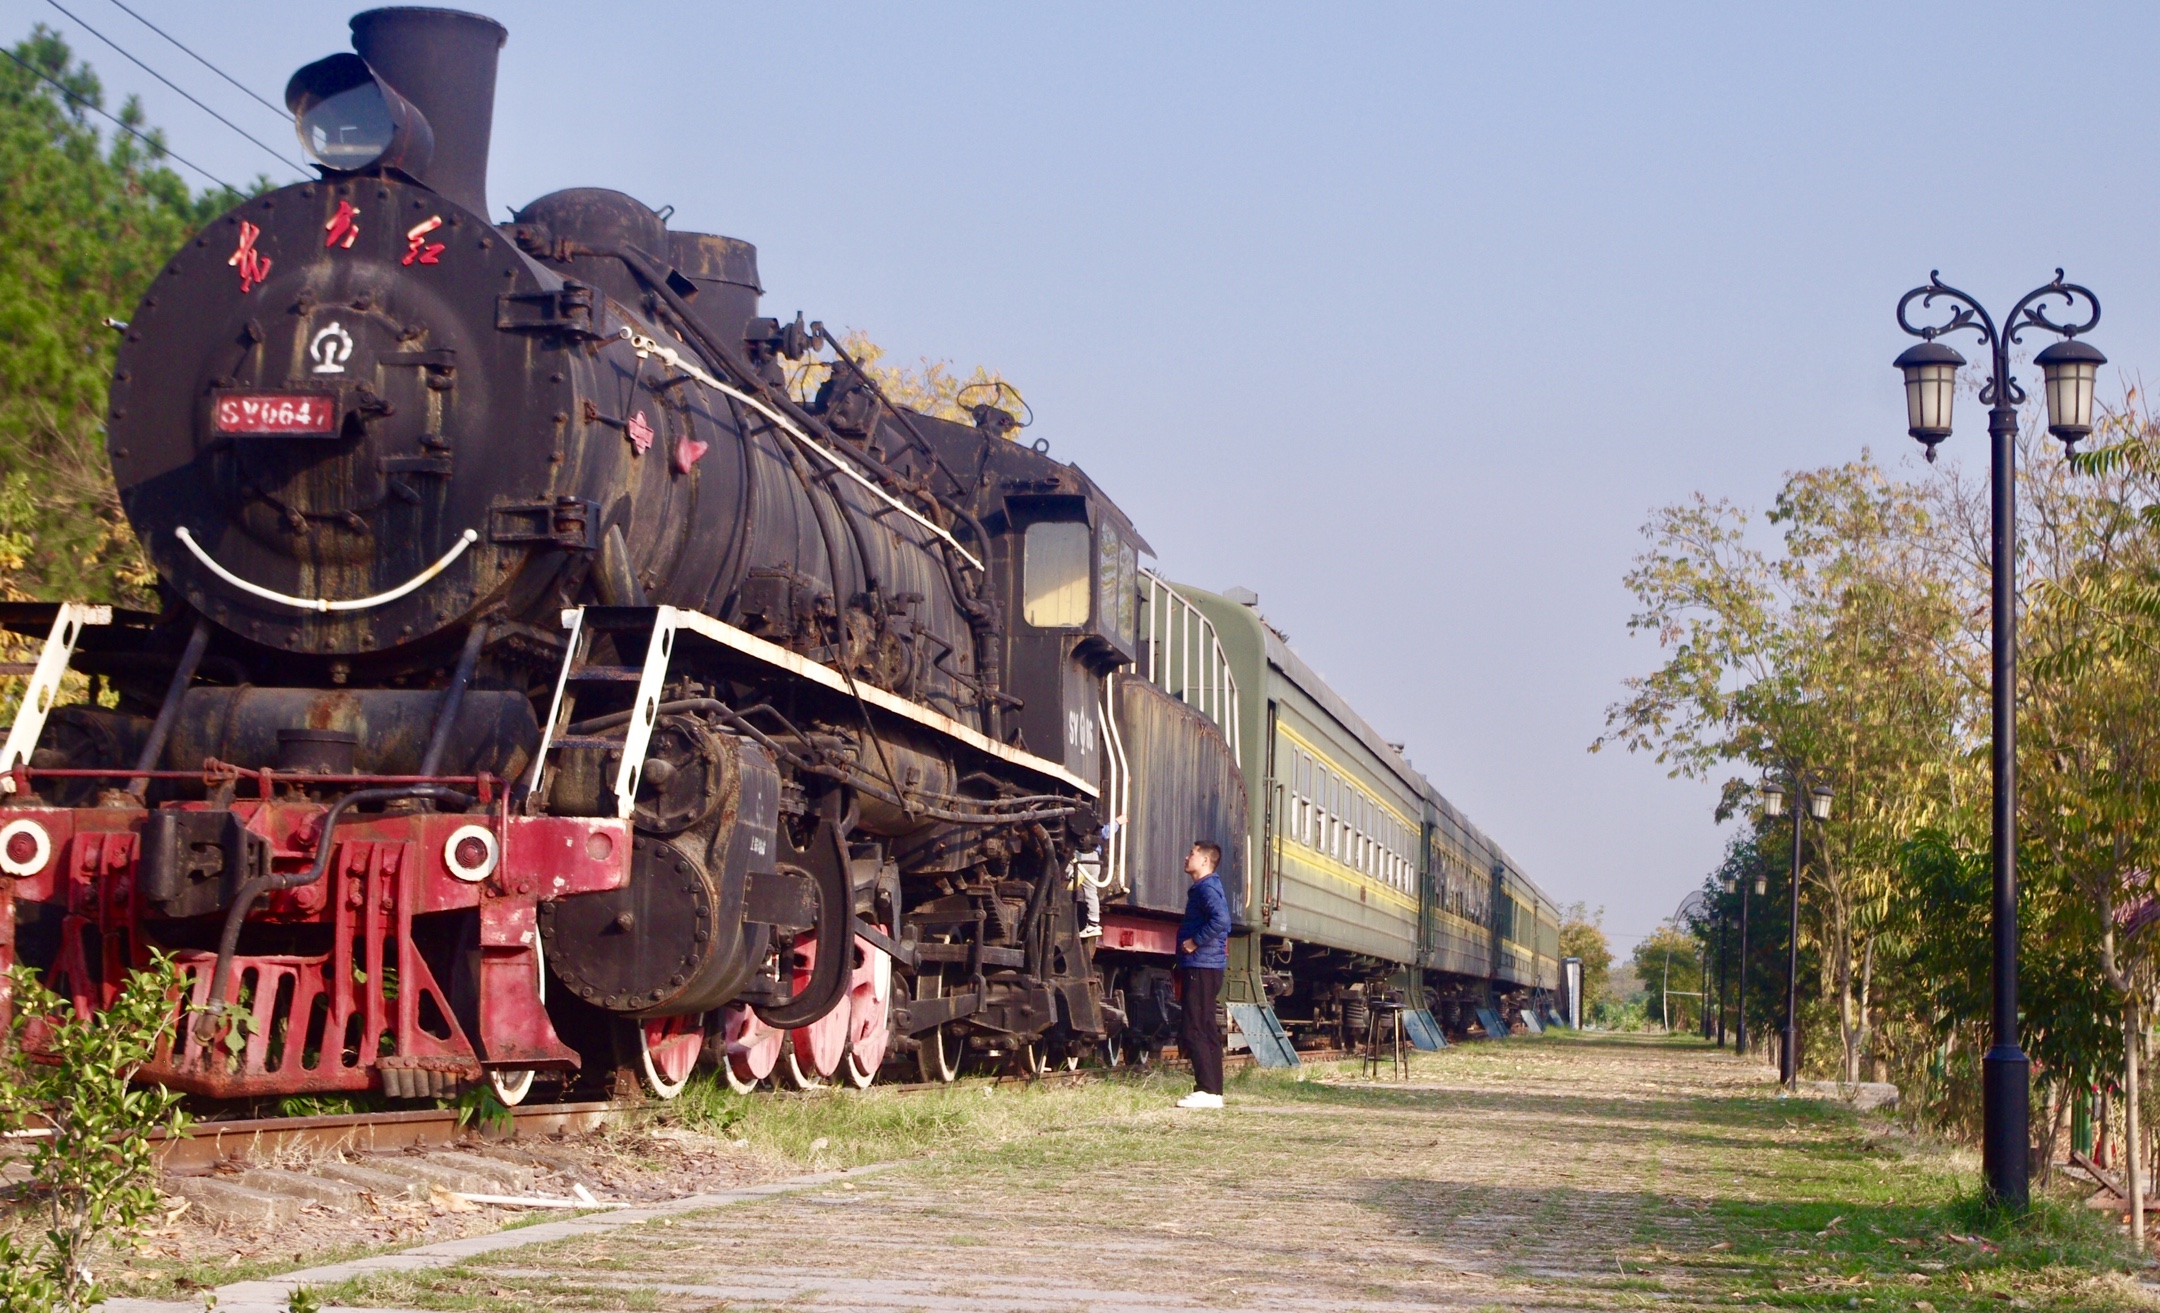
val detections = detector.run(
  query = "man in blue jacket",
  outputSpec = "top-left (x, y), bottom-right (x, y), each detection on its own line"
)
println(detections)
top-left (1175, 840), bottom-right (1230, 1109)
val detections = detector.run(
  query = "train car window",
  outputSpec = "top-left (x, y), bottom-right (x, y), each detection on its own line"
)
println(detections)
top-left (1023, 521), bottom-right (1091, 627)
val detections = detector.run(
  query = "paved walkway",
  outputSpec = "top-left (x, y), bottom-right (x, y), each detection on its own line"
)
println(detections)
top-left (112, 1035), bottom-right (2160, 1312)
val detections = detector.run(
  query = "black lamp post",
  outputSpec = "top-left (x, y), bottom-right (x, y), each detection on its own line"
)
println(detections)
top-left (1894, 271), bottom-right (2105, 1212)
top-left (1763, 777), bottom-right (1832, 1089)
top-left (1733, 868), bottom-right (1763, 1056)
top-left (1717, 878), bottom-right (1733, 1047)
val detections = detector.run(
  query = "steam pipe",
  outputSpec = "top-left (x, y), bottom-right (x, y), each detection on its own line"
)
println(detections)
top-left (124, 619), bottom-right (212, 801)
top-left (417, 621), bottom-right (489, 778)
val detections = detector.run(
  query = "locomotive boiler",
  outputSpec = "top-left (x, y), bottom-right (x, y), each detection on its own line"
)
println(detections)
top-left (0, 5), bottom-right (1198, 1101)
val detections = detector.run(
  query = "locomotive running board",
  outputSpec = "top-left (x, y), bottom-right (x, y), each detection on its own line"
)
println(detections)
top-left (527, 605), bottom-right (1096, 818)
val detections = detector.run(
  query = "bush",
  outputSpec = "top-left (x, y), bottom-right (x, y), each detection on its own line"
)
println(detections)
top-left (0, 954), bottom-right (189, 1312)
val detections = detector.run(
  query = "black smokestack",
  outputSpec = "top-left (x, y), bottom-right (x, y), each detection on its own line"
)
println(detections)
top-left (348, 7), bottom-right (507, 217)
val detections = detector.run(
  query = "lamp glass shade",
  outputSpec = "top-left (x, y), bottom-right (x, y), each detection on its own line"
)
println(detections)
top-left (1808, 785), bottom-right (1832, 820)
top-left (1723, 878), bottom-right (1736, 895)
top-left (1761, 783), bottom-right (1786, 817)
top-left (2036, 338), bottom-right (2106, 442)
top-left (1894, 341), bottom-right (1965, 442)
top-left (1754, 876), bottom-right (1767, 897)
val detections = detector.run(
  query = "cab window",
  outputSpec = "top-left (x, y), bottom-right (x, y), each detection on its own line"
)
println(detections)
top-left (1023, 521), bottom-right (1091, 627)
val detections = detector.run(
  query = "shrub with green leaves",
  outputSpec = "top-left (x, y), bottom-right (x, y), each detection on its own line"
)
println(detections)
top-left (0, 953), bottom-right (189, 1312)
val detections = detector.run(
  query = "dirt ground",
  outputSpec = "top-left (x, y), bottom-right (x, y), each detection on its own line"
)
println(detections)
top-left (96, 1034), bottom-right (2160, 1312)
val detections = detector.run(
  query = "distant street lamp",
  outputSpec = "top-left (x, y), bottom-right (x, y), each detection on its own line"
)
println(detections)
top-left (1763, 776), bottom-right (1832, 1089)
top-left (1732, 868), bottom-right (1764, 1056)
top-left (1718, 878), bottom-right (1734, 1047)
top-left (1894, 270), bottom-right (2104, 1212)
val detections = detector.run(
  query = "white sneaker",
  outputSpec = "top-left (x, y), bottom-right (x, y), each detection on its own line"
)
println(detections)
top-left (1078, 923), bottom-right (1102, 939)
top-left (1175, 1091), bottom-right (1224, 1109)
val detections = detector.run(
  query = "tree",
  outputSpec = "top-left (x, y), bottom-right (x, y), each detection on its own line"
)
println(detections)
top-left (1598, 454), bottom-right (1966, 1081)
top-left (1633, 923), bottom-right (1704, 1032)
top-left (787, 328), bottom-right (1026, 428)
top-left (0, 27), bottom-right (258, 711)
top-left (1558, 902), bottom-right (1611, 1009)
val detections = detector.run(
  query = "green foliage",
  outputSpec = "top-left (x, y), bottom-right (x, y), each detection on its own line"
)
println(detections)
top-left (0, 26), bottom-right (255, 607)
top-left (1613, 396), bottom-right (2160, 1177)
top-left (1631, 922), bottom-right (1703, 1030)
top-left (1556, 901), bottom-right (1611, 1006)
top-left (0, 953), bottom-right (189, 1312)
top-left (1587, 997), bottom-right (1648, 1030)
top-left (448, 1081), bottom-right (512, 1137)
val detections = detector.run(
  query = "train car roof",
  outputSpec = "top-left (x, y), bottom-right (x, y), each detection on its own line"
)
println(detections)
top-left (1237, 592), bottom-right (1557, 914)
top-left (1174, 581), bottom-right (1559, 915)
top-left (1260, 623), bottom-right (1427, 800)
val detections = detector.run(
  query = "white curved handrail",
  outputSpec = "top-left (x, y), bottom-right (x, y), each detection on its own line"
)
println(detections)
top-left (173, 525), bottom-right (480, 613)
top-left (1137, 570), bottom-right (1240, 757)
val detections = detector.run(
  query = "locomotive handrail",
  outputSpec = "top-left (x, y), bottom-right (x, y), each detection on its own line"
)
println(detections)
top-left (1137, 571), bottom-right (1241, 758)
top-left (173, 525), bottom-right (480, 613)
top-left (616, 328), bottom-right (985, 571)
top-left (0, 601), bottom-right (109, 791)
top-left (527, 606), bottom-right (1099, 820)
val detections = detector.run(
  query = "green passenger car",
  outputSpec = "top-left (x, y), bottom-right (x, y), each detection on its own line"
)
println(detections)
top-left (1146, 581), bottom-right (1560, 1043)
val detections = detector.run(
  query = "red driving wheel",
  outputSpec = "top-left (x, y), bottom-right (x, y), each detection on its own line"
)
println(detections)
top-left (639, 1014), bottom-right (702, 1099)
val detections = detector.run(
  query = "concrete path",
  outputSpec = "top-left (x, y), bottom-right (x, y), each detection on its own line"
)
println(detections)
top-left (112, 1036), bottom-right (2152, 1312)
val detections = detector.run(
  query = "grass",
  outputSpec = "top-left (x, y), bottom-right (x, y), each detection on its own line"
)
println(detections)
top-left (647, 1063), bottom-right (1198, 1169)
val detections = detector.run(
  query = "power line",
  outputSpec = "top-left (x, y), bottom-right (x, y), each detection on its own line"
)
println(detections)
top-left (42, 0), bottom-right (302, 174)
top-left (101, 0), bottom-right (288, 122)
top-left (0, 44), bottom-right (238, 191)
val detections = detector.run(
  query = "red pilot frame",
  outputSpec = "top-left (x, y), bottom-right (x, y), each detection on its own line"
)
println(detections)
top-left (0, 768), bottom-right (629, 1099)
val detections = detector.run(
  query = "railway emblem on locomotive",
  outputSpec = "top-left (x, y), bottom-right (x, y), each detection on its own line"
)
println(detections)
top-left (308, 322), bottom-right (354, 374)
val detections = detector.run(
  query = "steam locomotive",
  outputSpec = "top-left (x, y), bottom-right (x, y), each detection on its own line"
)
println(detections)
top-left (0, 7), bottom-right (1551, 1107)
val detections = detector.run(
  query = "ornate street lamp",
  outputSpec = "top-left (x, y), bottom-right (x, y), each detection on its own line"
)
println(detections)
top-left (1894, 270), bottom-right (2104, 1211)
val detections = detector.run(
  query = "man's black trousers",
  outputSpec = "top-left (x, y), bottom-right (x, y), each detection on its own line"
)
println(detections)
top-left (1178, 966), bottom-right (1225, 1095)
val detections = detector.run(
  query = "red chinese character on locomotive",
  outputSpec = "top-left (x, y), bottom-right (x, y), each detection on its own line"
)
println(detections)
top-left (402, 215), bottom-right (445, 266)
top-left (324, 200), bottom-right (360, 250)
top-left (228, 221), bottom-right (271, 292)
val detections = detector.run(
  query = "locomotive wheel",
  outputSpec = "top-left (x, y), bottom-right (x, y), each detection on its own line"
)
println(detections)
top-left (1097, 1034), bottom-right (1125, 1069)
top-left (780, 1044), bottom-right (825, 1090)
top-left (722, 1005), bottom-right (782, 1093)
top-left (842, 923), bottom-right (894, 1089)
top-left (1014, 1041), bottom-right (1049, 1079)
top-left (914, 965), bottom-right (963, 1084)
top-left (639, 1016), bottom-right (703, 1100)
top-left (784, 934), bottom-right (848, 1087)
top-left (487, 1069), bottom-right (536, 1107)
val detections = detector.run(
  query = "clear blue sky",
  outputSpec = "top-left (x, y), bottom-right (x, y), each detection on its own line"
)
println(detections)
top-left (28, 1), bottom-right (2160, 949)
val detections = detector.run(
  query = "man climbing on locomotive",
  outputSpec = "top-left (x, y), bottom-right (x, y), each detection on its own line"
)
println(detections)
top-left (1175, 840), bottom-right (1230, 1109)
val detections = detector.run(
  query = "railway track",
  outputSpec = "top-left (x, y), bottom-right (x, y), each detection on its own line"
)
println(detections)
top-left (140, 1044), bottom-right (1350, 1169)
top-left (148, 1066), bottom-right (1096, 1168)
